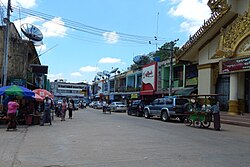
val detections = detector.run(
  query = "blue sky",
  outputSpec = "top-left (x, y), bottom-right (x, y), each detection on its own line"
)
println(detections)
top-left (1, 0), bottom-right (211, 83)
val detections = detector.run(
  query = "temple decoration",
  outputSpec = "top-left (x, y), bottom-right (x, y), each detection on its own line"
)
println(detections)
top-left (207, 0), bottom-right (230, 14)
top-left (213, 7), bottom-right (250, 59)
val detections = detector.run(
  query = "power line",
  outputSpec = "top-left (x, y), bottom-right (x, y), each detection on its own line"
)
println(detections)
top-left (9, 5), bottom-right (167, 45)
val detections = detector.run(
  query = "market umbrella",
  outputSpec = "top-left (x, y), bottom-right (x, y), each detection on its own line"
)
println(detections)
top-left (33, 93), bottom-right (44, 102)
top-left (0, 85), bottom-right (35, 97)
top-left (33, 89), bottom-right (53, 99)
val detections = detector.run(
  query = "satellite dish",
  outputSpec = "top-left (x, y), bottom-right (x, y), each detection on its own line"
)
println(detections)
top-left (110, 68), bottom-right (119, 73)
top-left (97, 72), bottom-right (103, 77)
top-left (21, 23), bottom-right (43, 41)
top-left (103, 70), bottom-right (110, 77)
top-left (133, 55), bottom-right (149, 65)
top-left (93, 76), bottom-right (100, 81)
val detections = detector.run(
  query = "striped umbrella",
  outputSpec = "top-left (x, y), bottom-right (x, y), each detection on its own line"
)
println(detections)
top-left (0, 85), bottom-right (35, 97)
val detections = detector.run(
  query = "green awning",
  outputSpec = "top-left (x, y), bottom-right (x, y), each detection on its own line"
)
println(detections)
top-left (174, 88), bottom-right (197, 96)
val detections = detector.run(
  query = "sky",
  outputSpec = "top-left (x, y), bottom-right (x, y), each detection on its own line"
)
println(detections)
top-left (1, 0), bottom-right (211, 84)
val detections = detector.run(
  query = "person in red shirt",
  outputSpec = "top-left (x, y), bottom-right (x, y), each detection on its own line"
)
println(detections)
top-left (7, 98), bottom-right (19, 131)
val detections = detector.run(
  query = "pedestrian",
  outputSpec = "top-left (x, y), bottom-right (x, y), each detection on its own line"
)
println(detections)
top-left (61, 99), bottom-right (68, 121)
top-left (211, 101), bottom-right (221, 131)
top-left (102, 101), bottom-right (107, 113)
top-left (68, 99), bottom-right (74, 119)
top-left (40, 95), bottom-right (53, 126)
top-left (6, 97), bottom-right (19, 131)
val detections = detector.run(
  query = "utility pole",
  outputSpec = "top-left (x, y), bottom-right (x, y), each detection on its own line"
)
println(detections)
top-left (168, 39), bottom-right (179, 96)
top-left (2, 0), bottom-right (11, 86)
top-left (169, 41), bottom-right (174, 96)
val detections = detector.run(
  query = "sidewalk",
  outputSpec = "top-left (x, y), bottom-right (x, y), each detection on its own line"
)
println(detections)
top-left (220, 112), bottom-right (250, 127)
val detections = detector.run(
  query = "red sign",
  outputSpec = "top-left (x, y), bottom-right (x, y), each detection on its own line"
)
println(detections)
top-left (220, 56), bottom-right (250, 74)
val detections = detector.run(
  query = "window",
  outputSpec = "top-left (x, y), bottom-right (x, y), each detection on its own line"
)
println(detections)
top-left (152, 99), bottom-right (159, 105)
top-left (165, 98), bottom-right (173, 104)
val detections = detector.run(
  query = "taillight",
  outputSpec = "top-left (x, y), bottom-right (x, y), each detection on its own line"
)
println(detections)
top-left (173, 106), bottom-right (176, 111)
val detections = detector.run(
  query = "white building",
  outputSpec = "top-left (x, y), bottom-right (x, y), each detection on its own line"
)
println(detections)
top-left (50, 79), bottom-right (90, 102)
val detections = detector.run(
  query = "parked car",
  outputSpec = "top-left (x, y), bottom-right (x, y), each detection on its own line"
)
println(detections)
top-left (89, 101), bottom-right (97, 108)
top-left (73, 100), bottom-right (79, 110)
top-left (143, 96), bottom-right (189, 122)
top-left (109, 102), bottom-right (127, 112)
top-left (78, 100), bottom-right (87, 108)
top-left (93, 101), bottom-right (103, 109)
top-left (127, 100), bottom-right (145, 117)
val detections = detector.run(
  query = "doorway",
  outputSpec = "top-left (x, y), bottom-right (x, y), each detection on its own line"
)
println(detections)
top-left (245, 72), bottom-right (250, 113)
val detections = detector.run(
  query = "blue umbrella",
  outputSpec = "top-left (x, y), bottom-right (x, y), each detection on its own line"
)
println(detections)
top-left (0, 85), bottom-right (35, 97)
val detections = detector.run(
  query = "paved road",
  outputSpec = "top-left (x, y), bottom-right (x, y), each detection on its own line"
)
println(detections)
top-left (1, 108), bottom-right (250, 167)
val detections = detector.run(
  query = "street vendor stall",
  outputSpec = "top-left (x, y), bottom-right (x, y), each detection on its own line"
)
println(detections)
top-left (0, 85), bottom-right (38, 126)
top-left (183, 94), bottom-right (221, 129)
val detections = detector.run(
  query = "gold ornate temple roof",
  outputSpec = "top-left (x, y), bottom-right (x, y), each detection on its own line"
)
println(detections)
top-left (176, 0), bottom-right (231, 60)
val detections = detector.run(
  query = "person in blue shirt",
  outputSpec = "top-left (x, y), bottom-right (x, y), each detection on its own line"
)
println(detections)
top-left (211, 101), bottom-right (221, 131)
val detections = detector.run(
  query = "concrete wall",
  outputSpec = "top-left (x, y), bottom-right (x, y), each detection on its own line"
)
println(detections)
top-left (229, 0), bottom-right (250, 14)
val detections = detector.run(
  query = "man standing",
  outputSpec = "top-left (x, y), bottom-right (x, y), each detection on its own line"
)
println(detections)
top-left (211, 101), bottom-right (221, 131)
top-left (68, 99), bottom-right (74, 119)
top-left (40, 96), bottom-right (53, 126)
top-left (7, 98), bottom-right (19, 131)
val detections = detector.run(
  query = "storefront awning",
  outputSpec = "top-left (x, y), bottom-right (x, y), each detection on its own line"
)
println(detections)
top-left (174, 88), bottom-right (197, 96)
top-left (140, 90), bottom-right (154, 95)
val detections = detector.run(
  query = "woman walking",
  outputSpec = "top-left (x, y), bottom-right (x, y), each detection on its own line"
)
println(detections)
top-left (61, 99), bottom-right (68, 121)
top-left (7, 98), bottom-right (19, 131)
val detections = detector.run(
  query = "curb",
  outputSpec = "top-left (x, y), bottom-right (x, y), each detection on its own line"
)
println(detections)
top-left (221, 119), bottom-right (250, 127)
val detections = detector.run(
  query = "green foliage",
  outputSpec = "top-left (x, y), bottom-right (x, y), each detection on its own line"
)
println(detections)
top-left (129, 42), bottom-right (180, 69)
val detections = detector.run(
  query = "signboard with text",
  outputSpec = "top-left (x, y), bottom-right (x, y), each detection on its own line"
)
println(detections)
top-left (220, 56), bottom-right (250, 74)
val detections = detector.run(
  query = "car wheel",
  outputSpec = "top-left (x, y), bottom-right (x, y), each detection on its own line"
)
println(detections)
top-left (144, 110), bottom-right (150, 119)
top-left (161, 111), bottom-right (169, 122)
top-left (127, 110), bottom-right (131, 115)
top-left (136, 111), bottom-right (140, 117)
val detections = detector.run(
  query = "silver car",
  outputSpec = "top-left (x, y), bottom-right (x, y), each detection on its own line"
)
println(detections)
top-left (109, 102), bottom-right (127, 112)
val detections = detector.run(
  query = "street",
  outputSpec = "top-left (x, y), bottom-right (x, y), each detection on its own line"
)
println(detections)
top-left (1, 108), bottom-right (250, 167)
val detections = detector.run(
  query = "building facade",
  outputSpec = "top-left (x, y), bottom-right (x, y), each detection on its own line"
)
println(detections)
top-left (50, 79), bottom-right (90, 102)
top-left (0, 23), bottom-right (47, 89)
top-left (176, 0), bottom-right (250, 114)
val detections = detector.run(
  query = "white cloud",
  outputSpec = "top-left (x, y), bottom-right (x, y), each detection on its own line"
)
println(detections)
top-left (41, 17), bottom-right (67, 37)
top-left (103, 31), bottom-right (119, 44)
top-left (47, 73), bottom-right (64, 82)
top-left (168, 0), bottom-right (211, 34)
top-left (80, 66), bottom-right (99, 72)
top-left (71, 72), bottom-right (82, 77)
top-left (98, 57), bottom-right (121, 64)
top-left (2, 0), bottom-right (37, 8)
top-left (158, 0), bottom-right (166, 3)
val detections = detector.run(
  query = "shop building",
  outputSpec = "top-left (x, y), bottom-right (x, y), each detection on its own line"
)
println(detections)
top-left (0, 23), bottom-right (47, 89)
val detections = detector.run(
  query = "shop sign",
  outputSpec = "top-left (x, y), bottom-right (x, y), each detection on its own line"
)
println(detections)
top-left (220, 56), bottom-right (250, 74)
top-left (10, 78), bottom-right (26, 87)
top-left (186, 77), bottom-right (198, 86)
top-left (131, 93), bottom-right (138, 99)
top-left (142, 63), bottom-right (156, 90)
